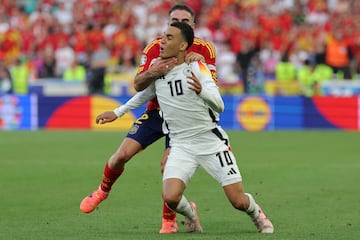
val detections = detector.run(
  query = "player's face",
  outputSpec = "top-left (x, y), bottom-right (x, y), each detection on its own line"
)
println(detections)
top-left (169, 10), bottom-right (195, 29)
top-left (160, 26), bottom-right (184, 59)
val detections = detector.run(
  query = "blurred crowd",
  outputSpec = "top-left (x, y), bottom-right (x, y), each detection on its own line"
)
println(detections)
top-left (0, 0), bottom-right (360, 96)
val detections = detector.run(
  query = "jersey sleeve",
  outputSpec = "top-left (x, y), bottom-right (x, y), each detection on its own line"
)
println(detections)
top-left (192, 38), bottom-right (218, 84)
top-left (197, 39), bottom-right (216, 65)
top-left (191, 61), bottom-right (224, 113)
top-left (136, 38), bottom-right (161, 75)
top-left (206, 41), bottom-right (218, 85)
top-left (113, 86), bottom-right (156, 117)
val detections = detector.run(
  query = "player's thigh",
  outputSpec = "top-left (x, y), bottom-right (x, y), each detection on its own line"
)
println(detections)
top-left (116, 137), bottom-right (143, 158)
top-left (160, 147), bottom-right (170, 174)
top-left (108, 138), bottom-right (143, 168)
top-left (163, 146), bottom-right (198, 186)
top-left (126, 110), bottom-right (165, 149)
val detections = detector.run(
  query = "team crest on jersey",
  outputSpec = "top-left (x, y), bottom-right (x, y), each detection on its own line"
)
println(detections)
top-left (183, 66), bottom-right (192, 76)
top-left (128, 124), bottom-right (139, 134)
top-left (140, 55), bottom-right (147, 66)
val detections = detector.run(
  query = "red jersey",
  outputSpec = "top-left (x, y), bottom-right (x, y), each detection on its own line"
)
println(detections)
top-left (136, 36), bottom-right (217, 110)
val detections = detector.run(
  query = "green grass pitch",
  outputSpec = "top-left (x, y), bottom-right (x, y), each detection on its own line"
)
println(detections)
top-left (0, 130), bottom-right (359, 240)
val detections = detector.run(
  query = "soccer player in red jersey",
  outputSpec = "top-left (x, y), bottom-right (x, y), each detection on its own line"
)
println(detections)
top-left (80, 4), bottom-right (217, 234)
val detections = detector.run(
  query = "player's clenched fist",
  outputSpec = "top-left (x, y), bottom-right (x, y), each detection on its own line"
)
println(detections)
top-left (96, 111), bottom-right (117, 124)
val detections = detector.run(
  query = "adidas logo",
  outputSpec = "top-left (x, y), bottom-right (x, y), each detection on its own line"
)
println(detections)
top-left (227, 168), bottom-right (237, 175)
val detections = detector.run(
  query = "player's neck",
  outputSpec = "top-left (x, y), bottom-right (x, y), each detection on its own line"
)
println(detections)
top-left (177, 59), bottom-right (185, 65)
top-left (176, 52), bottom-right (186, 65)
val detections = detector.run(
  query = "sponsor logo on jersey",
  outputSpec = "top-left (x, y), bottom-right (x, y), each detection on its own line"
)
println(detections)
top-left (227, 167), bottom-right (237, 175)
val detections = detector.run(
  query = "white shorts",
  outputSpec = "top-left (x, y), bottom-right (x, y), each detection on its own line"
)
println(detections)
top-left (163, 128), bottom-right (242, 187)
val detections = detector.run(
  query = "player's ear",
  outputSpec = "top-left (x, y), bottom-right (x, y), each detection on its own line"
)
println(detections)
top-left (180, 41), bottom-right (188, 51)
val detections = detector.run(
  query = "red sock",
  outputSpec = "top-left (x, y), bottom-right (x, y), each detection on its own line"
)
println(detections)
top-left (99, 163), bottom-right (124, 193)
top-left (162, 200), bottom-right (176, 220)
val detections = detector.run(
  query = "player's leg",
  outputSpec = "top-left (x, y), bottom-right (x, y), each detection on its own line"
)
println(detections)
top-left (223, 182), bottom-right (274, 233)
top-left (79, 137), bottom-right (142, 213)
top-left (162, 178), bottom-right (186, 210)
top-left (80, 110), bottom-right (165, 213)
top-left (162, 178), bottom-right (202, 233)
top-left (219, 149), bottom-right (274, 233)
top-left (160, 146), bottom-right (170, 174)
top-left (159, 146), bottom-right (178, 234)
top-left (162, 147), bottom-right (202, 233)
top-left (198, 129), bottom-right (274, 233)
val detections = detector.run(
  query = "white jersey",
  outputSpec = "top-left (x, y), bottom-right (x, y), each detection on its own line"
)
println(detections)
top-left (146, 60), bottom-right (224, 147)
top-left (125, 61), bottom-right (241, 186)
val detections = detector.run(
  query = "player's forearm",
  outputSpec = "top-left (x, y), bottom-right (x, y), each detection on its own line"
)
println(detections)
top-left (199, 87), bottom-right (224, 113)
top-left (134, 70), bottom-right (159, 92)
top-left (113, 89), bottom-right (155, 117)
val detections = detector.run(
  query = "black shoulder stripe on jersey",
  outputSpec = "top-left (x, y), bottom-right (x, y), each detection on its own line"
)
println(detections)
top-left (208, 108), bottom-right (217, 123)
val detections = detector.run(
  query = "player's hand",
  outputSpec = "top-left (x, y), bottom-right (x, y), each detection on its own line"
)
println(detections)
top-left (149, 57), bottom-right (177, 77)
top-left (185, 52), bottom-right (205, 64)
top-left (96, 111), bottom-right (117, 124)
top-left (187, 72), bottom-right (202, 94)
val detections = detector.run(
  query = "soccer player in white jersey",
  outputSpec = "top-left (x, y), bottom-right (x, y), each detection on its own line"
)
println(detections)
top-left (131, 21), bottom-right (274, 234)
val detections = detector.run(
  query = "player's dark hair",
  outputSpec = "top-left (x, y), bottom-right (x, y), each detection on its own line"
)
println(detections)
top-left (170, 21), bottom-right (194, 50)
top-left (169, 4), bottom-right (195, 19)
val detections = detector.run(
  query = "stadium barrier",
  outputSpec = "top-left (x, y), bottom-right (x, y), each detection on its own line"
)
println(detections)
top-left (1, 93), bottom-right (359, 131)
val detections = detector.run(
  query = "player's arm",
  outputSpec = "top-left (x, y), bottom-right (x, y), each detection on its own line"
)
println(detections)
top-left (96, 89), bottom-right (155, 124)
top-left (133, 39), bottom-right (177, 92)
top-left (192, 39), bottom-right (218, 84)
top-left (185, 52), bottom-right (205, 63)
top-left (134, 57), bottom-right (177, 91)
top-left (113, 89), bottom-right (155, 117)
top-left (189, 61), bottom-right (224, 113)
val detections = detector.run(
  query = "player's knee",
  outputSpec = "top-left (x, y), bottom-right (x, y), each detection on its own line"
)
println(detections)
top-left (162, 194), bottom-right (180, 210)
top-left (117, 148), bottom-right (135, 162)
top-left (108, 149), bottom-right (133, 169)
top-left (163, 199), bottom-right (178, 210)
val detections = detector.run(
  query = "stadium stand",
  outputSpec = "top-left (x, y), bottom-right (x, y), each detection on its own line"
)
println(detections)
top-left (0, 0), bottom-right (360, 96)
